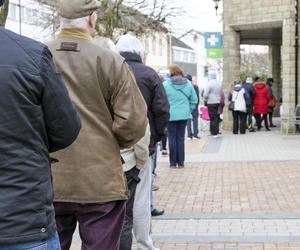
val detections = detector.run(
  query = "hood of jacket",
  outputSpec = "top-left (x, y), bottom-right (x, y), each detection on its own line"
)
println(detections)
top-left (234, 84), bottom-right (243, 92)
top-left (120, 51), bottom-right (142, 64)
top-left (255, 82), bottom-right (266, 90)
top-left (170, 75), bottom-right (188, 89)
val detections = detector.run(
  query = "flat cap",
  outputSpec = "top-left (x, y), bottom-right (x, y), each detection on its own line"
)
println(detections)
top-left (58, 0), bottom-right (100, 19)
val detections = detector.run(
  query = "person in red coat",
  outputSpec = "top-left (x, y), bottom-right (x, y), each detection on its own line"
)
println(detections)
top-left (253, 82), bottom-right (271, 131)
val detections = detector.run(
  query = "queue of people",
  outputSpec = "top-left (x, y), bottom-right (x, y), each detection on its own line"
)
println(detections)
top-left (0, 0), bottom-right (280, 249)
top-left (0, 0), bottom-right (170, 249)
top-left (228, 76), bottom-right (277, 134)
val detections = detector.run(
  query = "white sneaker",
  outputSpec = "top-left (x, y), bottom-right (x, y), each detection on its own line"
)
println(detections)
top-left (212, 135), bottom-right (218, 138)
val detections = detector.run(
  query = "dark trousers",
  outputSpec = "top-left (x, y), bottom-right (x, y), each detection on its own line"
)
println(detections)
top-left (160, 136), bottom-right (167, 150)
top-left (187, 110), bottom-right (199, 137)
top-left (120, 167), bottom-right (140, 250)
top-left (207, 104), bottom-right (220, 135)
top-left (247, 106), bottom-right (254, 128)
top-left (167, 120), bottom-right (187, 166)
top-left (254, 113), bottom-right (269, 129)
top-left (232, 111), bottom-right (247, 134)
top-left (54, 200), bottom-right (126, 250)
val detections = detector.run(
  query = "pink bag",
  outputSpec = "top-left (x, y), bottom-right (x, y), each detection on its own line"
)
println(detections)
top-left (200, 106), bottom-right (210, 121)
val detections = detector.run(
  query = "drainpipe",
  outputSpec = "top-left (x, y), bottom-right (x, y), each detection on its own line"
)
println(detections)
top-left (295, 0), bottom-right (299, 106)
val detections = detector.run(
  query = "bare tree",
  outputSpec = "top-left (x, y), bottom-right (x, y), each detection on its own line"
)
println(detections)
top-left (97, 0), bottom-right (184, 39)
top-left (34, 0), bottom-right (183, 40)
top-left (0, 0), bottom-right (9, 27)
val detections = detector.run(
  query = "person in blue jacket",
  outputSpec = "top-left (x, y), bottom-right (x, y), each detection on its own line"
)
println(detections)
top-left (163, 65), bottom-right (198, 168)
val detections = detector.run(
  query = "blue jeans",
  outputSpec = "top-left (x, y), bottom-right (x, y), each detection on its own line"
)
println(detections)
top-left (187, 110), bottom-right (199, 138)
top-left (167, 120), bottom-right (187, 166)
top-left (0, 232), bottom-right (61, 250)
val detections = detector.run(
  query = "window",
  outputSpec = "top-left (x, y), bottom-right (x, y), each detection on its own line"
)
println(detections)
top-left (25, 8), bottom-right (38, 23)
top-left (159, 38), bottom-right (163, 56)
top-left (152, 36), bottom-right (156, 55)
top-left (20, 6), bottom-right (25, 21)
top-left (8, 3), bottom-right (17, 20)
top-left (173, 49), bottom-right (180, 61)
top-left (183, 51), bottom-right (189, 62)
top-left (190, 52), bottom-right (196, 63)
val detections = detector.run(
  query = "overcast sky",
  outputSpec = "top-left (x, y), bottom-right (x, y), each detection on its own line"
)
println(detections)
top-left (171, 0), bottom-right (223, 36)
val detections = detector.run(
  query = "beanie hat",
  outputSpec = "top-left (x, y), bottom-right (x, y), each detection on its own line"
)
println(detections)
top-left (0, 0), bottom-right (5, 6)
top-left (116, 34), bottom-right (145, 58)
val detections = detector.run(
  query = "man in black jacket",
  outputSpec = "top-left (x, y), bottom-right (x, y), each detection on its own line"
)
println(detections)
top-left (117, 34), bottom-right (169, 250)
top-left (0, 1), bottom-right (81, 248)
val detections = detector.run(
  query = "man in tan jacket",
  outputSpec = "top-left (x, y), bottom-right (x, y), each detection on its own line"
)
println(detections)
top-left (47, 0), bottom-right (147, 249)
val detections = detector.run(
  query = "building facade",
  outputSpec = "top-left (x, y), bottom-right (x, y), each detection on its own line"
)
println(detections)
top-left (171, 35), bottom-right (197, 77)
top-left (5, 0), bottom-right (54, 41)
top-left (223, 0), bottom-right (296, 131)
top-left (179, 29), bottom-right (223, 88)
top-left (141, 32), bottom-right (170, 72)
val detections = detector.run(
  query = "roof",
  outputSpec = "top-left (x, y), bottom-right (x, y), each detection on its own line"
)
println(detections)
top-left (179, 29), bottom-right (204, 39)
top-left (39, 0), bottom-right (168, 33)
top-left (37, 0), bottom-right (56, 7)
top-left (171, 36), bottom-right (194, 50)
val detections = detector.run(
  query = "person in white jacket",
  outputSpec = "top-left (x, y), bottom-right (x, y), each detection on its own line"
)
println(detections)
top-left (120, 125), bottom-right (151, 250)
top-left (228, 82), bottom-right (250, 134)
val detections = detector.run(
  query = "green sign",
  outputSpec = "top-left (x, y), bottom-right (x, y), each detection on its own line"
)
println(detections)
top-left (206, 48), bottom-right (223, 59)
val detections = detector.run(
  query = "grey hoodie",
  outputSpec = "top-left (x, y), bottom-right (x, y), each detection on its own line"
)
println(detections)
top-left (203, 79), bottom-right (222, 104)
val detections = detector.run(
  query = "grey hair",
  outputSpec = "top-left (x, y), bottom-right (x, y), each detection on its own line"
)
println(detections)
top-left (60, 16), bottom-right (90, 30)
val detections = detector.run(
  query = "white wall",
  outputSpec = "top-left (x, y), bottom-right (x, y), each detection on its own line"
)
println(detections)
top-left (5, 0), bottom-right (54, 42)
top-left (180, 31), bottom-right (222, 86)
top-left (140, 32), bottom-right (169, 71)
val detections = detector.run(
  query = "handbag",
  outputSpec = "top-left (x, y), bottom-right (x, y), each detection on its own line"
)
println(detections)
top-left (228, 90), bottom-right (241, 111)
top-left (268, 96), bottom-right (277, 108)
top-left (228, 101), bottom-right (234, 111)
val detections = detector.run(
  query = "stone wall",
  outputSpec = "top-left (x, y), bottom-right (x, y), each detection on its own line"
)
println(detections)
top-left (223, 0), bottom-right (297, 131)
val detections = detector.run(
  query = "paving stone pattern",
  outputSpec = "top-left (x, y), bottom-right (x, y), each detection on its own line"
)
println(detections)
top-left (70, 129), bottom-right (300, 249)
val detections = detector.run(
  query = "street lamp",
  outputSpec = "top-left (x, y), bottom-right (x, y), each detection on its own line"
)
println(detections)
top-left (17, 0), bottom-right (21, 35)
top-left (213, 0), bottom-right (221, 15)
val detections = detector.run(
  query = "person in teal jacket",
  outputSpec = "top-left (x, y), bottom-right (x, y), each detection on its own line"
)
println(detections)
top-left (163, 65), bottom-right (198, 168)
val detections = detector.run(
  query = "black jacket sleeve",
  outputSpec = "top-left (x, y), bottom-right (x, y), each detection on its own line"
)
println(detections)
top-left (151, 75), bottom-right (170, 141)
top-left (40, 47), bottom-right (81, 153)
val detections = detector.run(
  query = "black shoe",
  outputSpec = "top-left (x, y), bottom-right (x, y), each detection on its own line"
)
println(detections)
top-left (151, 208), bottom-right (165, 217)
top-left (266, 128), bottom-right (271, 131)
top-left (249, 128), bottom-right (256, 132)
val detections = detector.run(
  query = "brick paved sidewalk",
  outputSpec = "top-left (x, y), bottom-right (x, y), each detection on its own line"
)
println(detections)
top-left (70, 129), bottom-right (300, 249)
top-left (154, 161), bottom-right (300, 214)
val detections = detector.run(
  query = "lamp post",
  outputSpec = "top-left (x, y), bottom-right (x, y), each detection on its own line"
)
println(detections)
top-left (17, 0), bottom-right (21, 35)
top-left (213, 0), bottom-right (221, 16)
